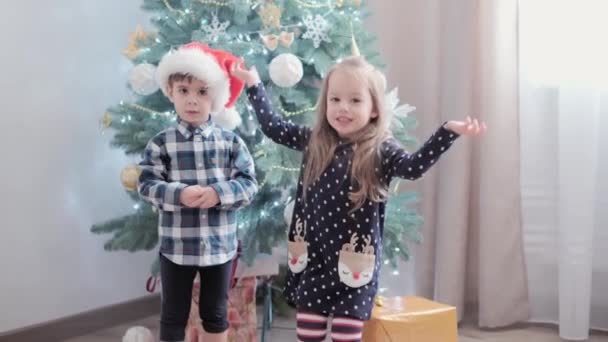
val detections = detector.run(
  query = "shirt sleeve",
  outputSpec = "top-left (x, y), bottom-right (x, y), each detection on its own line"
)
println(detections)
top-left (209, 135), bottom-right (259, 210)
top-left (137, 135), bottom-right (186, 212)
top-left (246, 82), bottom-right (311, 151)
top-left (382, 124), bottom-right (459, 182)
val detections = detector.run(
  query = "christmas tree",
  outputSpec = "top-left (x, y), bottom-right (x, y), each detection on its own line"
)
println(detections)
top-left (92, 0), bottom-right (423, 278)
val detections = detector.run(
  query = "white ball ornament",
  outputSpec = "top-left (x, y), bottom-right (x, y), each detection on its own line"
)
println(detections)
top-left (122, 326), bottom-right (155, 342)
top-left (269, 53), bottom-right (303, 88)
top-left (129, 63), bottom-right (159, 95)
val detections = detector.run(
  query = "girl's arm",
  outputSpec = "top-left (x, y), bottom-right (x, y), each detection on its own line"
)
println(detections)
top-left (382, 124), bottom-right (459, 181)
top-left (383, 117), bottom-right (486, 181)
top-left (233, 64), bottom-right (311, 151)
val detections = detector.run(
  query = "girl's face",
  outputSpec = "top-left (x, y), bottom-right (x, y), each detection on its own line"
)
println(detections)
top-left (325, 68), bottom-right (378, 139)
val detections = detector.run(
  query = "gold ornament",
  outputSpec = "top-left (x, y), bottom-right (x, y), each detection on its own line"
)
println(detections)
top-left (129, 25), bottom-right (149, 42)
top-left (278, 105), bottom-right (316, 117)
top-left (122, 42), bottom-right (140, 60)
top-left (259, 2), bottom-right (282, 29)
top-left (122, 25), bottom-right (150, 60)
top-left (100, 112), bottom-right (112, 129)
top-left (120, 163), bottom-right (142, 191)
top-left (163, 0), bottom-right (178, 11)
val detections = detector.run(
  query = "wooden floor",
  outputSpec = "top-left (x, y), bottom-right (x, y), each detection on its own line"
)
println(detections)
top-left (63, 307), bottom-right (608, 342)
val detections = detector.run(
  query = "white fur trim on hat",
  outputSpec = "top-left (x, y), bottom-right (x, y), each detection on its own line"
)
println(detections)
top-left (155, 48), bottom-right (230, 113)
top-left (210, 107), bottom-right (242, 130)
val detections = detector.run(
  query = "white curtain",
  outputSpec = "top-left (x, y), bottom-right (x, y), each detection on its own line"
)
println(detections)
top-left (367, 0), bottom-right (529, 327)
top-left (519, 0), bottom-right (608, 339)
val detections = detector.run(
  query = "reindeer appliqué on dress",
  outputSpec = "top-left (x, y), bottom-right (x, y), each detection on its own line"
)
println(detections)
top-left (338, 233), bottom-right (376, 288)
top-left (287, 218), bottom-right (309, 274)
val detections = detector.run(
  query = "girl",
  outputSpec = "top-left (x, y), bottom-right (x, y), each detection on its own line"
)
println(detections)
top-left (232, 56), bottom-right (485, 342)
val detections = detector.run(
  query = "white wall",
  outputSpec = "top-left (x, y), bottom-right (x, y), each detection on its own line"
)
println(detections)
top-left (0, 1), bottom-right (156, 333)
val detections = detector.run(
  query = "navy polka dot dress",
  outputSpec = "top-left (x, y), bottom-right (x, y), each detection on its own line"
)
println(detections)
top-left (246, 83), bottom-right (459, 320)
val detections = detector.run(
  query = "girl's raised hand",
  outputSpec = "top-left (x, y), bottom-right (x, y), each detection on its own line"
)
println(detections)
top-left (231, 61), bottom-right (261, 87)
top-left (445, 116), bottom-right (487, 136)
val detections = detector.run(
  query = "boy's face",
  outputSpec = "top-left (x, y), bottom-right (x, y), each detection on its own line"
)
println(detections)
top-left (167, 77), bottom-right (213, 126)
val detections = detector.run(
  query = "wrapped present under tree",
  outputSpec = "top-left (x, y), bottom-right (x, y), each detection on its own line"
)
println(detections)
top-left (362, 296), bottom-right (458, 342)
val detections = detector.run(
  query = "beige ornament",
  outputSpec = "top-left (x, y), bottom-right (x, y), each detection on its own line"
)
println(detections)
top-left (261, 31), bottom-right (295, 51)
top-left (279, 31), bottom-right (295, 47)
top-left (120, 163), bottom-right (142, 191)
top-left (261, 34), bottom-right (279, 50)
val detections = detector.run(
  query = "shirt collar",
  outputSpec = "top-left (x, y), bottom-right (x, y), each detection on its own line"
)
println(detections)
top-left (176, 118), bottom-right (214, 139)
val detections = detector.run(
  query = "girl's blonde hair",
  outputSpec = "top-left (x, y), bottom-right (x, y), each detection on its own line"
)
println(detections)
top-left (302, 56), bottom-right (391, 210)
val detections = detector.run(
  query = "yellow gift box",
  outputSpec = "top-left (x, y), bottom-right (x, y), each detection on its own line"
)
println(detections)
top-left (362, 296), bottom-right (458, 342)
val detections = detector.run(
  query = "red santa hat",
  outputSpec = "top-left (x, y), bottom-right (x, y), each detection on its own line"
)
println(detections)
top-left (155, 42), bottom-right (245, 129)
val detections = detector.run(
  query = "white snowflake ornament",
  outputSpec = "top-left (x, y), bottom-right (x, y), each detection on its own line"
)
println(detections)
top-left (201, 13), bottom-right (230, 42)
top-left (385, 87), bottom-right (416, 129)
top-left (302, 15), bottom-right (331, 48)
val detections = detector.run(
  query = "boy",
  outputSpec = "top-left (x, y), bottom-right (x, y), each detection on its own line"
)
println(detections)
top-left (138, 42), bottom-right (258, 342)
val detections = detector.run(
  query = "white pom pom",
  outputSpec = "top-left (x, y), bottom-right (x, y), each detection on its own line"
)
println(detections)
top-left (269, 53), bottom-right (303, 88)
top-left (129, 63), bottom-right (159, 96)
top-left (211, 107), bottom-right (242, 130)
top-left (284, 200), bottom-right (295, 226)
top-left (122, 326), bottom-right (155, 342)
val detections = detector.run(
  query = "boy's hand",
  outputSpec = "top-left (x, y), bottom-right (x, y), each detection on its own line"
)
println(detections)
top-left (180, 185), bottom-right (205, 207)
top-left (232, 62), bottom-right (261, 87)
top-left (445, 116), bottom-right (487, 136)
top-left (193, 186), bottom-right (220, 209)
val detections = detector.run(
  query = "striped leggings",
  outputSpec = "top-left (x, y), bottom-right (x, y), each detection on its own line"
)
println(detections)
top-left (296, 312), bottom-right (363, 342)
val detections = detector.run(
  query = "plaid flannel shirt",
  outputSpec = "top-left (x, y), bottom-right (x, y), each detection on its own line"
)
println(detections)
top-left (138, 119), bottom-right (258, 267)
